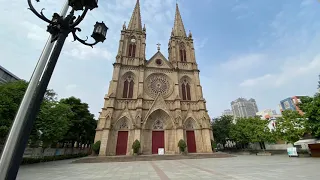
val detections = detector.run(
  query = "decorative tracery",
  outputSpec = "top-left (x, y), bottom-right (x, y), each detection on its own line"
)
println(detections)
top-left (153, 119), bottom-right (164, 130)
top-left (119, 119), bottom-right (129, 129)
top-left (185, 120), bottom-right (194, 130)
top-left (145, 73), bottom-right (173, 99)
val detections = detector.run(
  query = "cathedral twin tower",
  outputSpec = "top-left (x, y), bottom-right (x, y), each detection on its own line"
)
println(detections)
top-left (94, 0), bottom-right (213, 156)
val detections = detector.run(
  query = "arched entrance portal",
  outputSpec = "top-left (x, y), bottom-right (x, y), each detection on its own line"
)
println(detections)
top-left (142, 109), bottom-right (175, 154)
top-left (152, 119), bottom-right (164, 154)
top-left (115, 117), bottom-right (130, 155)
top-left (185, 118), bottom-right (197, 153)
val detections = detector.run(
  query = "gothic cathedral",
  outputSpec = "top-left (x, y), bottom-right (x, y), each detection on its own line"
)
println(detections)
top-left (94, 0), bottom-right (213, 156)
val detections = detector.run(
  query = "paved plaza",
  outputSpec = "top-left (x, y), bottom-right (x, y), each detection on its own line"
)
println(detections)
top-left (17, 155), bottom-right (320, 180)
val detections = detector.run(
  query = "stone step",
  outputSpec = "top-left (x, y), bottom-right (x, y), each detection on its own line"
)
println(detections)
top-left (72, 152), bottom-right (235, 163)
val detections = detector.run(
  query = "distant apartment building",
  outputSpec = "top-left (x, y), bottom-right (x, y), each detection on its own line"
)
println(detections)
top-left (231, 98), bottom-right (259, 118)
top-left (0, 65), bottom-right (19, 84)
top-left (222, 109), bottom-right (233, 116)
top-left (279, 96), bottom-right (305, 115)
top-left (256, 109), bottom-right (277, 120)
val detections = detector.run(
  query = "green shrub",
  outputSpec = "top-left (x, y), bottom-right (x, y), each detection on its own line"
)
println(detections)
top-left (211, 139), bottom-right (217, 151)
top-left (178, 139), bottom-right (187, 153)
top-left (21, 153), bottom-right (89, 165)
top-left (132, 139), bottom-right (141, 154)
top-left (92, 141), bottom-right (101, 154)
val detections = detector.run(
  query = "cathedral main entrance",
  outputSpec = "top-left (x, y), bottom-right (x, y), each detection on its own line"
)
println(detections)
top-left (116, 131), bottom-right (128, 155)
top-left (152, 131), bottom-right (164, 154)
top-left (142, 109), bottom-right (175, 155)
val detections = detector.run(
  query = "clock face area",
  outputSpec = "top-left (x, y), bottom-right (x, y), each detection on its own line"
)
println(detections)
top-left (131, 38), bottom-right (136, 43)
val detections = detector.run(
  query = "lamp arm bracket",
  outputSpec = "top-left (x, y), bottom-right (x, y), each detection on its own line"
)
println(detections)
top-left (72, 30), bottom-right (98, 48)
top-left (27, 0), bottom-right (55, 24)
top-left (71, 8), bottom-right (89, 28)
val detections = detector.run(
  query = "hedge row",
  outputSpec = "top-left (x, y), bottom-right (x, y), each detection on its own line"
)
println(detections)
top-left (21, 153), bottom-right (88, 165)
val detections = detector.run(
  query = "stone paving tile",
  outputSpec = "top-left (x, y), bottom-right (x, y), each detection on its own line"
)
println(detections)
top-left (17, 155), bottom-right (320, 180)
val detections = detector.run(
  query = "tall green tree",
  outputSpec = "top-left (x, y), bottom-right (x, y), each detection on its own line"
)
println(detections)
top-left (211, 115), bottom-right (233, 147)
top-left (299, 94), bottom-right (320, 138)
top-left (0, 80), bottom-right (72, 147)
top-left (60, 97), bottom-right (97, 146)
top-left (230, 117), bottom-right (275, 149)
top-left (0, 80), bottom-right (28, 143)
top-left (230, 118), bottom-right (252, 148)
top-left (275, 110), bottom-right (306, 145)
top-left (249, 117), bottom-right (276, 150)
top-left (34, 101), bottom-right (72, 147)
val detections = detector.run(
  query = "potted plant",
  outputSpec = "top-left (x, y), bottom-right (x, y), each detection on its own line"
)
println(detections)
top-left (211, 139), bottom-right (217, 152)
top-left (92, 141), bottom-right (101, 155)
top-left (132, 139), bottom-right (141, 156)
top-left (178, 139), bottom-right (187, 155)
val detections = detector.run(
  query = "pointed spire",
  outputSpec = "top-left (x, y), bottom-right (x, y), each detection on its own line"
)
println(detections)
top-left (128, 0), bottom-right (142, 31)
top-left (172, 3), bottom-right (187, 37)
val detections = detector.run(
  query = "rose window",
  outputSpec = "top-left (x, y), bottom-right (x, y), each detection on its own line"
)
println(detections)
top-left (145, 73), bottom-right (173, 99)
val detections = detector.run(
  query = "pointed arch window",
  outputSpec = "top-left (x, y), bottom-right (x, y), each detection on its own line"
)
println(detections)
top-left (180, 44), bottom-right (187, 62)
top-left (181, 79), bottom-right (191, 101)
top-left (128, 38), bottom-right (136, 57)
top-left (122, 76), bottom-right (134, 98)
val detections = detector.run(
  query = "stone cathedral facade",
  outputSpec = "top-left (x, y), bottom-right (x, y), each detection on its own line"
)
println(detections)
top-left (94, 1), bottom-right (213, 156)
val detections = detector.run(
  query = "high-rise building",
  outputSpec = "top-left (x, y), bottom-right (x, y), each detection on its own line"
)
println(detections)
top-left (231, 98), bottom-right (259, 118)
top-left (0, 65), bottom-right (19, 84)
top-left (94, 1), bottom-right (213, 156)
top-left (279, 96), bottom-right (305, 115)
top-left (222, 109), bottom-right (233, 116)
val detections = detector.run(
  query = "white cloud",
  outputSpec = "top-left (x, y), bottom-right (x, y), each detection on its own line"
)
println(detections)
top-left (220, 53), bottom-right (266, 71)
top-left (63, 43), bottom-right (114, 61)
top-left (21, 21), bottom-right (47, 41)
top-left (240, 54), bottom-right (320, 88)
top-left (66, 84), bottom-right (78, 91)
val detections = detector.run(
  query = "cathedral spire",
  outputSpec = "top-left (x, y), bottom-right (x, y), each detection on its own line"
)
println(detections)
top-left (172, 3), bottom-right (187, 37)
top-left (128, 0), bottom-right (142, 31)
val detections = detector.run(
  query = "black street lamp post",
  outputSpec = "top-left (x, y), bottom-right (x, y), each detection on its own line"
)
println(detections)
top-left (0, 0), bottom-right (108, 179)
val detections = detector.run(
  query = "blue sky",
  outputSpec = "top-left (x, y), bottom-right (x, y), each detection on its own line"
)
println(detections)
top-left (1, 0), bottom-right (320, 118)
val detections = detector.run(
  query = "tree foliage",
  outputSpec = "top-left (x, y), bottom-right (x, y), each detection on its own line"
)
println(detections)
top-left (60, 97), bottom-right (97, 145)
top-left (211, 115), bottom-right (233, 146)
top-left (230, 117), bottom-right (275, 149)
top-left (299, 94), bottom-right (320, 138)
top-left (35, 101), bottom-right (72, 147)
top-left (275, 110), bottom-right (306, 145)
top-left (0, 81), bottom-right (29, 143)
top-left (0, 81), bottom-right (97, 147)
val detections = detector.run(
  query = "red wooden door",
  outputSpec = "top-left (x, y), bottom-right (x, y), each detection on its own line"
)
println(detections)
top-left (186, 131), bottom-right (196, 153)
top-left (152, 131), bottom-right (165, 154)
top-left (116, 131), bottom-right (128, 155)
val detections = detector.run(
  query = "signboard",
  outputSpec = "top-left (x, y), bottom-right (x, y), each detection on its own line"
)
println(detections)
top-left (287, 147), bottom-right (298, 157)
top-left (158, 148), bottom-right (164, 155)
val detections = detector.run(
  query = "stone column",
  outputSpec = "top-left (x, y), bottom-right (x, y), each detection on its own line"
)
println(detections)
top-left (201, 128), bottom-right (213, 153)
top-left (176, 128), bottom-right (184, 153)
top-left (99, 129), bottom-right (110, 156)
top-left (98, 116), bottom-right (112, 156)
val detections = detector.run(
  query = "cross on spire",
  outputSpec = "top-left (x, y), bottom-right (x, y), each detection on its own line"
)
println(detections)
top-left (157, 43), bottom-right (161, 51)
